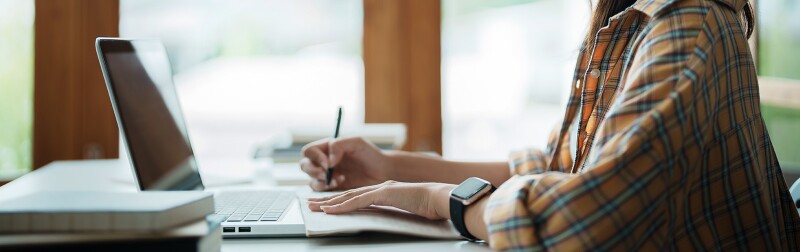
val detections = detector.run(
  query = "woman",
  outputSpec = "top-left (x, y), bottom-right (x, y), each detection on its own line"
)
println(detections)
top-left (300, 0), bottom-right (800, 250)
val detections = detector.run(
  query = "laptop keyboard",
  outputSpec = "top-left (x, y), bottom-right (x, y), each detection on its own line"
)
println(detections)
top-left (214, 191), bottom-right (294, 222)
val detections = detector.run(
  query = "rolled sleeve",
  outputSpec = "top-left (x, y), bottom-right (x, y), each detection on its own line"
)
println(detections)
top-left (485, 173), bottom-right (574, 250)
top-left (508, 149), bottom-right (549, 176)
top-left (485, 137), bottom-right (663, 251)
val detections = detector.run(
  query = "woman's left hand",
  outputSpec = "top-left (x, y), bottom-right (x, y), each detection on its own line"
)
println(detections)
top-left (307, 181), bottom-right (456, 220)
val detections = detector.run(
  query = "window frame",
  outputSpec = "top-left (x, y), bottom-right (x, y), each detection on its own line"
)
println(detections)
top-left (33, 0), bottom-right (121, 169)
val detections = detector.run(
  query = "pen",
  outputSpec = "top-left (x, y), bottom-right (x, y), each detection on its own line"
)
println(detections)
top-left (326, 106), bottom-right (343, 186)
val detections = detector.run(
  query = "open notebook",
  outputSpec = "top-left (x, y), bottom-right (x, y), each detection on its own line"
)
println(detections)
top-left (298, 192), bottom-right (461, 239)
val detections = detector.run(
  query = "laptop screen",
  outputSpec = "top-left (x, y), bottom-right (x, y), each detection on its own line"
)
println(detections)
top-left (96, 39), bottom-right (204, 191)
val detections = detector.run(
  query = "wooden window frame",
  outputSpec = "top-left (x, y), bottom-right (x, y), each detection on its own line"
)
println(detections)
top-left (363, 0), bottom-right (443, 154)
top-left (33, 0), bottom-right (121, 169)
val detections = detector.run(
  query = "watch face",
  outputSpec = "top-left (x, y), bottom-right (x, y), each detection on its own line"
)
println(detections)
top-left (452, 177), bottom-right (490, 200)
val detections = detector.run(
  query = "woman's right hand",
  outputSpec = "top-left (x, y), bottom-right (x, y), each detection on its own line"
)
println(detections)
top-left (300, 137), bottom-right (392, 191)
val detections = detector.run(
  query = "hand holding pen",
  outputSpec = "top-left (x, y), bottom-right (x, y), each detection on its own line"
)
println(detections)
top-left (299, 106), bottom-right (392, 192)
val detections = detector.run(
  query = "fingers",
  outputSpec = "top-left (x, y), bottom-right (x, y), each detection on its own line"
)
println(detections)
top-left (306, 172), bottom-right (346, 192)
top-left (308, 181), bottom-right (395, 212)
top-left (301, 136), bottom-right (370, 192)
top-left (308, 181), bottom-right (376, 204)
top-left (301, 140), bottom-right (331, 168)
top-left (305, 181), bottom-right (446, 220)
top-left (320, 190), bottom-right (383, 214)
top-left (326, 175), bottom-right (345, 190)
top-left (301, 136), bottom-right (371, 168)
top-left (300, 158), bottom-right (328, 192)
top-left (327, 137), bottom-right (369, 167)
top-left (308, 183), bottom-right (375, 211)
top-left (308, 179), bottom-right (328, 192)
top-left (299, 158), bottom-right (325, 179)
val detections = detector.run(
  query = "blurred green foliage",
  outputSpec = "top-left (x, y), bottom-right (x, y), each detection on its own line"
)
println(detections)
top-left (0, 0), bottom-right (33, 174)
top-left (758, 0), bottom-right (800, 170)
top-left (758, 1), bottom-right (800, 80)
top-left (761, 105), bottom-right (800, 169)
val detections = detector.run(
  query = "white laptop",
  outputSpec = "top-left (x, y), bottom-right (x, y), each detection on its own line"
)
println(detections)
top-left (95, 38), bottom-right (305, 237)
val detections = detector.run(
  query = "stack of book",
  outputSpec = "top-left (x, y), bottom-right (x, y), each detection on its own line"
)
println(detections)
top-left (0, 191), bottom-right (220, 252)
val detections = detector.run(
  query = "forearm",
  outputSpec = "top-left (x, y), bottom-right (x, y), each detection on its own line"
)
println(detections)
top-left (386, 151), bottom-right (510, 185)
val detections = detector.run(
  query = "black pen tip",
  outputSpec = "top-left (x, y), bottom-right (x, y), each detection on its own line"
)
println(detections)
top-left (326, 168), bottom-right (334, 186)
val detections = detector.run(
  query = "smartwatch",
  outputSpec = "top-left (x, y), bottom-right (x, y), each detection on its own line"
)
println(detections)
top-left (450, 177), bottom-right (495, 241)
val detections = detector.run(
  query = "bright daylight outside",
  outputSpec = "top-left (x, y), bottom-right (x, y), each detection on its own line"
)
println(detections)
top-left (442, 0), bottom-right (589, 160)
top-left (0, 0), bottom-right (33, 177)
top-left (121, 0), bottom-right (591, 167)
top-left (120, 0), bottom-right (363, 173)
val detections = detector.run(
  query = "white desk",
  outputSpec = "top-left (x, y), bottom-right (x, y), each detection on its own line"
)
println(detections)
top-left (0, 160), bottom-right (491, 252)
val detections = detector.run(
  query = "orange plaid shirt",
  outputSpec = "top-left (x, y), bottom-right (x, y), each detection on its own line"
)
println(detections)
top-left (485, 0), bottom-right (800, 250)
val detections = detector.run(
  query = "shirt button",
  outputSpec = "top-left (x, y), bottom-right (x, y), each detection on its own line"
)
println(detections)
top-left (590, 69), bottom-right (601, 78)
top-left (575, 79), bottom-right (581, 89)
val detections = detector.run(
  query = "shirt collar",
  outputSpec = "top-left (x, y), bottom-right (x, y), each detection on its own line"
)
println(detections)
top-left (632, 0), bottom-right (748, 17)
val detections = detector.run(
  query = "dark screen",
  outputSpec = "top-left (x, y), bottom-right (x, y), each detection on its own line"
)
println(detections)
top-left (452, 178), bottom-right (488, 200)
top-left (97, 39), bottom-right (203, 191)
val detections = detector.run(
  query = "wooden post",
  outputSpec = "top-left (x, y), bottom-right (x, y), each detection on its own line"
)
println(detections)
top-left (363, 0), bottom-right (442, 154)
top-left (33, 0), bottom-right (120, 169)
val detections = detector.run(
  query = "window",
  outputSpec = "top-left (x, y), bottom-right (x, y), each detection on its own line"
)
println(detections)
top-left (442, 0), bottom-right (589, 160)
top-left (758, 0), bottom-right (800, 80)
top-left (0, 0), bottom-right (34, 177)
top-left (120, 0), bottom-right (363, 172)
top-left (757, 0), bottom-right (800, 170)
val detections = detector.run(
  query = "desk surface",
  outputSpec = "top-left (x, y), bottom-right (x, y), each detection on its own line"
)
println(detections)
top-left (0, 160), bottom-right (491, 252)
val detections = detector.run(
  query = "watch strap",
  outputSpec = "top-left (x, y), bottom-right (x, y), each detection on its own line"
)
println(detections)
top-left (450, 185), bottom-right (497, 241)
top-left (450, 197), bottom-right (478, 240)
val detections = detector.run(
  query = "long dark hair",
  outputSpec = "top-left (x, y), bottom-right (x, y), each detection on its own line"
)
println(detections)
top-left (584, 0), bottom-right (755, 46)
